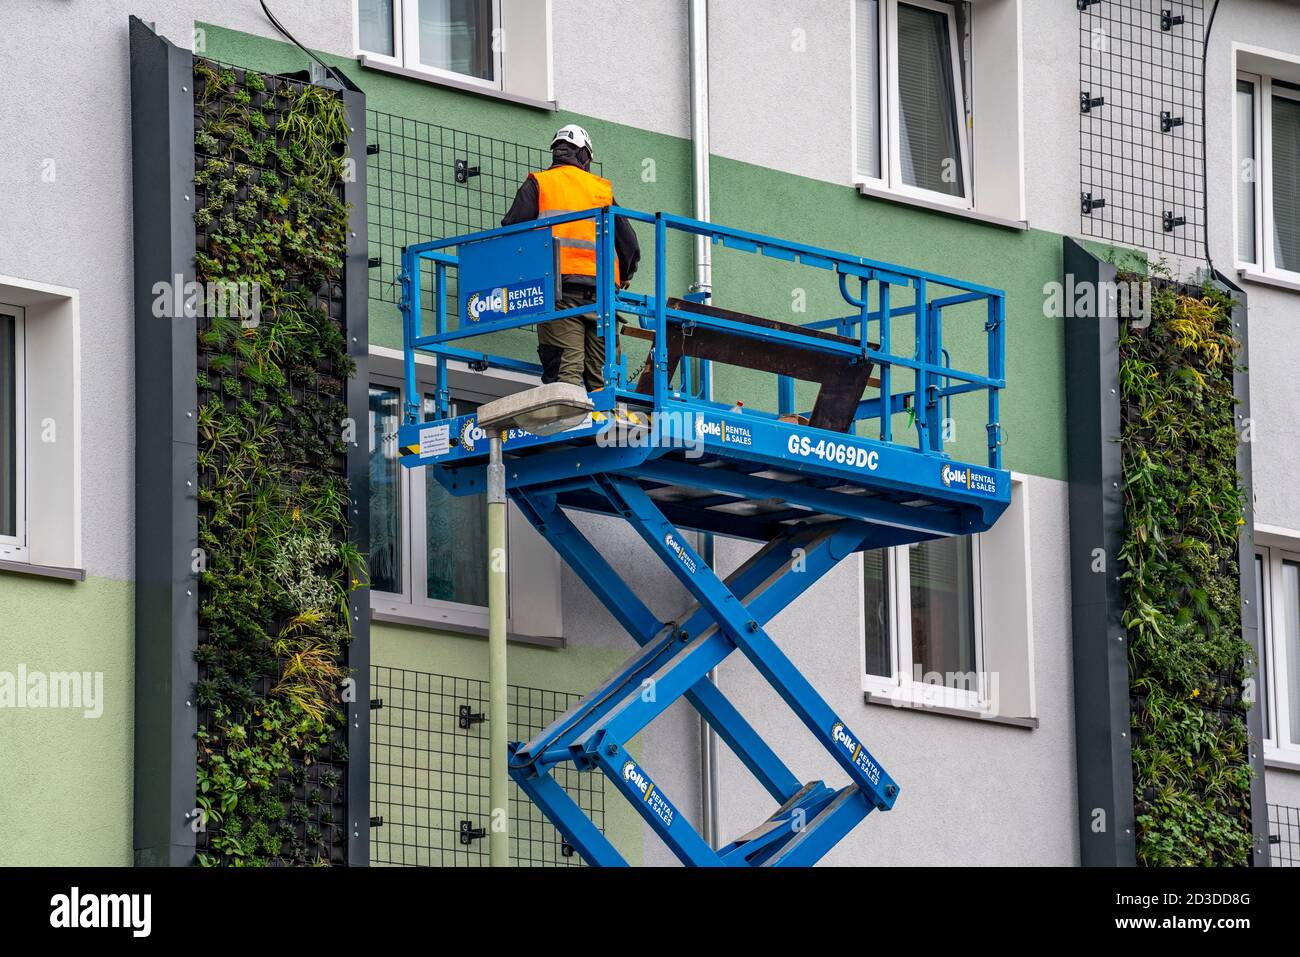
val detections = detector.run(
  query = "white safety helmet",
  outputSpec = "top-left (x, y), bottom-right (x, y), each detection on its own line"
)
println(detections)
top-left (550, 123), bottom-right (594, 156)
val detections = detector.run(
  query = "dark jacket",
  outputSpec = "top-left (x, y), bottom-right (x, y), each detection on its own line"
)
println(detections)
top-left (501, 142), bottom-right (640, 291)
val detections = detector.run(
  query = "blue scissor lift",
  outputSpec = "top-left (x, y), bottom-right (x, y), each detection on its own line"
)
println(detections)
top-left (396, 207), bottom-right (1009, 866)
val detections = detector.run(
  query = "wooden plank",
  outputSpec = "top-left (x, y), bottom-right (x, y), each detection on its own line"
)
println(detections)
top-left (630, 299), bottom-right (880, 432)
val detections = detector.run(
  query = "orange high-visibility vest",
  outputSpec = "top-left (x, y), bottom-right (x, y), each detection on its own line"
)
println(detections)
top-left (531, 165), bottom-right (621, 285)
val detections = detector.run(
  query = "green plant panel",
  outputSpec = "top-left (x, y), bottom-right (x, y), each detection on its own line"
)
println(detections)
top-left (191, 58), bottom-right (363, 866)
top-left (1118, 271), bottom-right (1253, 866)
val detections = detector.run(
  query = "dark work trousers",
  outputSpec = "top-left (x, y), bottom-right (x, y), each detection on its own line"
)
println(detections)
top-left (536, 288), bottom-right (607, 392)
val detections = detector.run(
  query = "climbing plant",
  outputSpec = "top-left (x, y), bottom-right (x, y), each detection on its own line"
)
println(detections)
top-left (1117, 266), bottom-right (1253, 865)
top-left (190, 58), bottom-right (361, 866)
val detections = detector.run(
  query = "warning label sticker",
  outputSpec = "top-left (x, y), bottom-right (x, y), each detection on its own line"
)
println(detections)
top-left (420, 424), bottom-right (450, 458)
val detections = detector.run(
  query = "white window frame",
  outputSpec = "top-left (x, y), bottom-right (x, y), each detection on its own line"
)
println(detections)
top-left (861, 533), bottom-right (985, 711)
top-left (1235, 73), bottom-right (1264, 271)
top-left (355, 0), bottom-right (504, 91)
top-left (1235, 69), bottom-right (1300, 283)
top-left (1257, 543), bottom-right (1300, 767)
top-left (354, 0), bottom-right (403, 68)
top-left (369, 372), bottom-right (500, 631)
top-left (853, 0), bottom-right (974, 210)
top-left (0, 304), bottom-right (26, 562)
top-left (1255, 549), bottom-right (1276, 749)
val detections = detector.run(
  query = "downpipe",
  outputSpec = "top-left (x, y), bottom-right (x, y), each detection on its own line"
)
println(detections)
top-left (487, 433), bottom-right (509, 865)
top-left (689, 0), bottom-right (721, 851)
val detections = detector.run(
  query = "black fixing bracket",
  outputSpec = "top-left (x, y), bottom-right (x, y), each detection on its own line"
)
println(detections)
top-left (370, 816), bottom-right (384, 827)
top-left (1082, 192), bottom-right (1107, 215)
top-left (370, 697), bottom-right (383, 710)
top-left (1160, 111), bottom-right (1184, 133)
top-left (1081, 91), bottom-right (1106, 114)
top-left (368, 256), bottom-right (382, 268)
top-left (1161, 8), bottom-right (1184, 31)
top-left (560, 841), bottom-right (575, 858)
top-left (1163, 210), bottom-right (1186, 232)
top-left (1077, 0), bottom-right (1101, 9)
top-left (458, 704), bottom-right (486, 729)
top-left (454, 158), bottom-right (480, 184)
top-left (460, 820), bottom-right (487, 845)
top-left (366, 142), bottom-right (380, 155)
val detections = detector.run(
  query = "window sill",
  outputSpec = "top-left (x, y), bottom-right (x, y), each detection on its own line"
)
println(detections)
top-left (1264, 750), bottom-right (1300, 773)
top-left (370, 604), bottom-right (564, 648)
top-left (356, 55), bottom-right (557, 112)
top-left (0, 558), bottom-right (86, 582)
top-left (863, 690), bottom-right (1038, 729)
top-left (1237, 268), bottom-right (1300, 295)
top-left (854, 182), bottom-right (1028, 231)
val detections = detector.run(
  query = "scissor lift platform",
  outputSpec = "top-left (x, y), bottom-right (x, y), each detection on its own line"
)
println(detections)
top-left (396, 207), bottom-right (1009, 865)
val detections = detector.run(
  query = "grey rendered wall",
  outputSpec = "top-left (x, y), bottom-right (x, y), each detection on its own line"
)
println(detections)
top-left (697, 477), bottom-right (1078, 865)
top-left (0, 0), bottom-right (362, 584)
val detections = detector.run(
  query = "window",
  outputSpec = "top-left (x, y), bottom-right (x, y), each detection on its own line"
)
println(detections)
top-left (0, 278), bottom-right (80, 572)
top-left (1236, 70), bottom-right (1300, 279)
top-left (0, 305), bottom-right (25, 560)
top-left (356, 0), bottom-right (502, 89)
top-left (370, 380), bottom-right (494, 618)
top-left (855, 0), bottom-right (972, 206)
top-left (864, 535), bottom-right (983, 708)
top-left (422, 394), bottom-right (488, 607)
top-left (1257, 545), bottom-right (1300, 765)
top-left (862, 474), bottom-right (1037, 723)
top-left (367, 361), bottom-right (562, 638)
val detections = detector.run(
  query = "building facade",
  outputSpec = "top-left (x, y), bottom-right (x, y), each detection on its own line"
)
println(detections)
top-left (0, 0), bottom-right (1297, 866)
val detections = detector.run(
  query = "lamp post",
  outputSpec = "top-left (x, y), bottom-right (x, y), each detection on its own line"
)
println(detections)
top-left (473, 382), bottom-right (595, 867)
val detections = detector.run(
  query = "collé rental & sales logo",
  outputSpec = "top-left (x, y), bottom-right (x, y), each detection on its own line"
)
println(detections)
top-left (940, 463), bottom-right (998, 495)
top-left (695, 417), bottom-right (753, 446)
top-left (465, 278), bottom-right (548, 323)
top-left (664, 532), bottom-right (698, 574)
top-left (621, 760), bottom-right (676, 828)
top-left (830, 720), bottom-right (883, 787)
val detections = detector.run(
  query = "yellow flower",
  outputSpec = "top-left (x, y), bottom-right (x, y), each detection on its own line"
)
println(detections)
top-left (1191, 688), bottom-right (1201, 699)
top-left (292, 506), bottom-right (301, 522)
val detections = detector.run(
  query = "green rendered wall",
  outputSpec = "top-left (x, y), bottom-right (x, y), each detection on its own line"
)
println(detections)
top-left (373, 622), bottom-right (645, 865)
top-left (0, 573), bottom-right (134, 866)
top-left (205, 24), bottom-right (1066, 482)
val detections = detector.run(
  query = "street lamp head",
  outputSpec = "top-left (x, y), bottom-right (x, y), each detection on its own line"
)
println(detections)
top-left (476, 382), bottom-right (595, 436)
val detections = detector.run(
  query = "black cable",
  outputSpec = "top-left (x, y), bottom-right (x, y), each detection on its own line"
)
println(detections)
top-left (258, 0), bottom-right (349, 87)
top-left (1202, 0), bottom-right (1222, 277)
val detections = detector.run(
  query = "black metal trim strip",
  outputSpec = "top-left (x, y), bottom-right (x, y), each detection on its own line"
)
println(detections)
top-left (129, 16), bottom-right (199, 867)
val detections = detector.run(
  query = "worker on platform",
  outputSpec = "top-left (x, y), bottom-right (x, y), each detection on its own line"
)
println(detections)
top-left (502, 124), bottom-right (640, 393)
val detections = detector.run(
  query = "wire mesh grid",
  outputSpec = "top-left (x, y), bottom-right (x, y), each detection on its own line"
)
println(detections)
top-left (1079, 0), bottom-right (1206, 259)
top-left (1269, 803), bottom-right (1300, 867)
top-left (365, 109), bottom-right (602, 321)
top-left (370, 666), bottom-right (606, 866)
